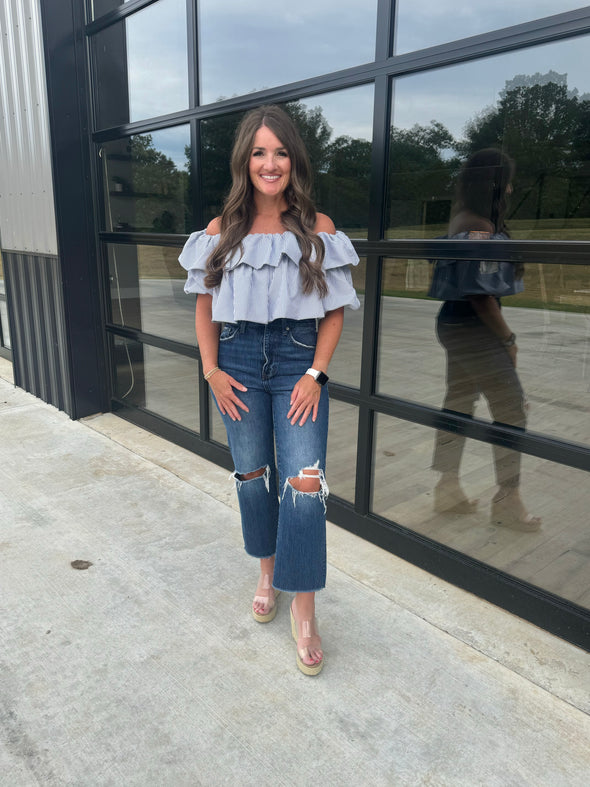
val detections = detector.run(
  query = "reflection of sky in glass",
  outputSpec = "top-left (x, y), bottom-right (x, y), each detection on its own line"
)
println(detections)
top-left (92, 0), bottom-right (131, 20)
top-left (393, 35), bottom-right (590, 140)
top-left (198, 0), bottom-right (378, 105)
top-left (394, 0), bottom-right (586, 54)
top-left (296, 85), bottom-right (374, 141)
top-left (126, 0), bottom-right (188, 122)
top-left (150, 126), bottom-right (190, 171)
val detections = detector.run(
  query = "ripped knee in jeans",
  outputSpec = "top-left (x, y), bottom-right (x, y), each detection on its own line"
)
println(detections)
top-left (282, 460), bottom-right (329, 512)
top-left (231, 465), bottom-right (271, 492)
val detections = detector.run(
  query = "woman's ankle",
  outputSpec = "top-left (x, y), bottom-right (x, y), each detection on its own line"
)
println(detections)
top-left (259, 556), bottom-right (275, 579)
top-left (293, 591), bottom-right (315, 620)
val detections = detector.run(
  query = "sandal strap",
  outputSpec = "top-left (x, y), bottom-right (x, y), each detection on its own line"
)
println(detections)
top-left (253, 574), bottom-right (276, 613)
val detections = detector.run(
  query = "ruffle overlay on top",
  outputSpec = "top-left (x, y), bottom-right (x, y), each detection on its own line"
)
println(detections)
top-left (179, 229), bottom-right (360, 323)
top-left (429, 231), bottom-right (524, 301)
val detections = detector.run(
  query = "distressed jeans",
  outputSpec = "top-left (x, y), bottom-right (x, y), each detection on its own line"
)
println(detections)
top-left (217, 319), bottom-right (329, 592)
top-left (433, 318), bottom-right (527, 487)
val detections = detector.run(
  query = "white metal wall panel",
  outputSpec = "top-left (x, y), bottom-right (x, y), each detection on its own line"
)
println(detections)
top-left (0, 0), bottom-right (58, 255)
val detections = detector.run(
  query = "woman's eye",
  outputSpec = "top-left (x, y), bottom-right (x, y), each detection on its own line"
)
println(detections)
top-left (277, 151), bottom-right (289, 158)
top-left (252, 150), bottom-right (263, 157)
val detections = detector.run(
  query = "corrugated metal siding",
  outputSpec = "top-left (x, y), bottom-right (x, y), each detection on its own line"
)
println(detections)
top-left (0, 0), bottom-right (58, 255)
top-left (3, 251), bottom-right (72, 413)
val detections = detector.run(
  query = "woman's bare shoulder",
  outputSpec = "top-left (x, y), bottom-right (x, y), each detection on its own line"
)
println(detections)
top-left (314, 213), bottom-right (336, 235)
top-left (449, 210), bottom-right (494, 235)
top-left (206, 217), bottom-right (222, 236)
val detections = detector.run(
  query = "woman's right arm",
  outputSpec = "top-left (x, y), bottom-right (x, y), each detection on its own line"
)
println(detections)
top-left (195, 294), bottom-right (249, 421)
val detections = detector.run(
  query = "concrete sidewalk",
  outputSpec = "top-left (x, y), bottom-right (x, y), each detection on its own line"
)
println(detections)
top-left (1, 358), bottom-right (588, 786)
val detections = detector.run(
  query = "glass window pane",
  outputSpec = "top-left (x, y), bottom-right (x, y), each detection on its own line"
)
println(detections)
top-left (91, 0), bottom-right (131, 20)
top-left (377, 258), bottom-right (442, 406)
top-left (209, 390), bottom-right (228, 447)
top-left (200, 111), bottom-right (243, 227)
top-left (107, 244), bottom-right (196, 346)
top-left (102, 127), bottom-right (191, 234)
top-left (372, 412), bottom-right (590, 610)
top-left (93, 0), bottom-right (188, 129)
top-left (387, 35), bottom-right (590, 241)
top-left (112, 336), bottom-right (199, 431)
top-left (327, 400), bottom-right (359, 503)
top-left (394, 1), bottom-right (585, 55)
top-left (198, 0), bottom-right (378, 105)
top-left (330, 258), bottom-right (366, 388)
top-left (200, 88), bottom-right (374, 232)
top-left (377, 258), bottom-right (590, 447)
top-left (290, 88), bottom-right (373, 235)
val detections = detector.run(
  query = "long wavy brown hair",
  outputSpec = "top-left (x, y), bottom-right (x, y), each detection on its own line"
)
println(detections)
top-left (453, 148), bottom-right (523, 279)
top-left (204, 105), bottom-right (327, 296)
top-left (453, 148), bottom-right (515, 236)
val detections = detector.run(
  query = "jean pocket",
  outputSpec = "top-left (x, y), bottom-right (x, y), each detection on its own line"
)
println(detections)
top-left (288, 324), bottom-right (317, 349)
top-left (219, 322), bottom-right (240, 342)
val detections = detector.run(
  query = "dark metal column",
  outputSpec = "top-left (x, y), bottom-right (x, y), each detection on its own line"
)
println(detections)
top-left (39, 0), bottom-right (108, 418)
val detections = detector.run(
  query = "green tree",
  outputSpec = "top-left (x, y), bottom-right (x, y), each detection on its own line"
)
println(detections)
top-left (111, 134), bottom-right (190, 233)
top-left (460, 72), bottom-right (590, 221)
top-left (388, 121), bottom-right (458, 231)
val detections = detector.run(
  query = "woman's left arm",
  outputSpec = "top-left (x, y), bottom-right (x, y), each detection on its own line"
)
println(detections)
top-left (287, 307), bottom-right (344, 426)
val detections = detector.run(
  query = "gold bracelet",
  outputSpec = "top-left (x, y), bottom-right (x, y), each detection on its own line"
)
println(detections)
top-left (204, 366), bottom-right (220, 381)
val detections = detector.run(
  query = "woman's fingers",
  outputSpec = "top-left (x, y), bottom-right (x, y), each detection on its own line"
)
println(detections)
top-left (226, 374), bottom-right (248, 393)
top-left (209, 371), bottom-right (249, 420)
top-left (288, 377), bottom-right (320, 426)
top-left (290, 402), bottom-right (313, 426)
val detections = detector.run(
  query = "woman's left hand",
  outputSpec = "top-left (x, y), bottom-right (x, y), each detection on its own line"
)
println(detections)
top-left (287, 374), bottom-right (322, 426)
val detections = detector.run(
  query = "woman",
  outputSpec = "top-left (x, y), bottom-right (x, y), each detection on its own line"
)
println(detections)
top-left (430, 148), bottom-right (541, 531)
top-left (179, 105), bottom-right (360, 674)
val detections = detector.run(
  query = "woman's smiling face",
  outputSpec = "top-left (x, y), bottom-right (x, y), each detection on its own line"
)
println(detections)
top-left (248, 125), bottom-right (291, 198)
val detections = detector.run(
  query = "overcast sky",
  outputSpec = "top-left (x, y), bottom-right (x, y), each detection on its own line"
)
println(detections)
top-left (116, 0), bottom-right (590, 167)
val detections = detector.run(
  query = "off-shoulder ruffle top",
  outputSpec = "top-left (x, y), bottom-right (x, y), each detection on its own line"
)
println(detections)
top-left (179, 229), bottom-right (360, 323)
top-left (428, 231), bottom-right (524, 302)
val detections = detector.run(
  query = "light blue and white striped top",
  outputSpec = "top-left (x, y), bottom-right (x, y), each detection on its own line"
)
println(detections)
top-left (179, 229), bottom-right (360, 323)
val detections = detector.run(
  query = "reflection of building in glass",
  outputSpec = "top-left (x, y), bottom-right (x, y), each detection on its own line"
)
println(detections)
top-left (1, 0), bottom-right (589, 652)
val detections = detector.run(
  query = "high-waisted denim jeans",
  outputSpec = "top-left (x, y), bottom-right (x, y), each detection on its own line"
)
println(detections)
top-left (433, 317), bottom-right (526, 487)
top-left (217, 318), bottom-right (329, 592)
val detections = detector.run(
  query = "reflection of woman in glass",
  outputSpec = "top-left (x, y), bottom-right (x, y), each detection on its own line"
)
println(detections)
top-left (430, 148), bottom-right (541, 531)
top-left (180, 106), bottom-right (359, 674)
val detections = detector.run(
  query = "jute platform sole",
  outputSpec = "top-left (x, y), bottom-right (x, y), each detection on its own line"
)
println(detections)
top-left (290, 605), bottom-right (323, 676)
top-left (490, 501), bottom-right (542, 532)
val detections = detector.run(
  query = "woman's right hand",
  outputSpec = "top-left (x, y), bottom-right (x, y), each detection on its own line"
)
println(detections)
top-left (506, 344), bottom-right (518, 367)
top-left (208, 371), bottom-right (249, 421)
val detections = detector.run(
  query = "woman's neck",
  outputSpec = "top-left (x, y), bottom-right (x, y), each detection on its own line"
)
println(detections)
top-left (250, 194), bottom-right (288, 234)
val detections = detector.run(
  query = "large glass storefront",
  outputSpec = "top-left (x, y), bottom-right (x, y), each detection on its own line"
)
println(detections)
top-left (85, 1), bottom-right (590, 645)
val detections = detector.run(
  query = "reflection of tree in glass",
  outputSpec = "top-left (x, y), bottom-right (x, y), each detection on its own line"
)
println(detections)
top-left (388, 71), bottom-right (590, 237)
top-left (126, 135), bottom-right (190, 233)
top-left (198, 101), bottom-right (372, 229)
top-left (388, 120), bottom-right (459, 232)
top-left (200, 112), bottom-right (243, 225)
top-left (461, 71), bottom-right (590, 226)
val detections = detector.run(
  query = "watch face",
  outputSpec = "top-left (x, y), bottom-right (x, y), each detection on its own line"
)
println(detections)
top-left (316, 371), bottom-right (329, 386)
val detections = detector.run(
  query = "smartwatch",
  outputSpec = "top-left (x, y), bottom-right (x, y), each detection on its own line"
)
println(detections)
top-left (502, 332), bottom-right (517, 347)
top-left (305, 367), bottom-right (329, 386)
